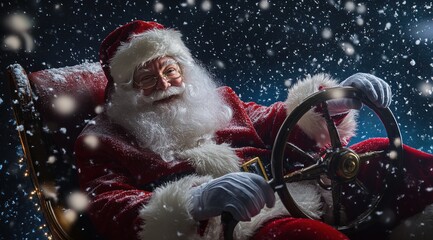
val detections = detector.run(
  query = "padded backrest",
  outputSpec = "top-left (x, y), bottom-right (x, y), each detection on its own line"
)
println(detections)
top-left (8, 63), bottom-right (107, 239)
top-left (29, 63), bottom-right (107, 155)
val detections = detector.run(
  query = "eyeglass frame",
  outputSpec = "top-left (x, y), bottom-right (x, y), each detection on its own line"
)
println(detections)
top-left (132, 59), bottom-right (183, 90)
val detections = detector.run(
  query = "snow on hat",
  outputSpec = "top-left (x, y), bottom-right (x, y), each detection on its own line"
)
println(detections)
top-left (99, 20), bottom-right (194, 98)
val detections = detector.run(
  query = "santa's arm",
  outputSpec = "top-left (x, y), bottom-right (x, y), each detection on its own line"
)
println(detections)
top-left (243, 73), bottom-right (357, 150)
top-left (76, 135), bottom-right (149, 240)
top-left (79, 172), bottom-right (150, 240)
top-left (75, 133), bottom-right (213, 240)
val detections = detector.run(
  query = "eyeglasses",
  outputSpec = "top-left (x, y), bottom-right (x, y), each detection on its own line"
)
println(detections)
top-left (133, 64), bottom-right (182, 90)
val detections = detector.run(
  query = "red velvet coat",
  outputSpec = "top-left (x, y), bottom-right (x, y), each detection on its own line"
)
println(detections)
top-left (75, 75), bottom-right (433, 240)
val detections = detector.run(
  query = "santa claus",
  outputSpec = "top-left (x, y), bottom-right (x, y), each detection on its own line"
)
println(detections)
top-left (75, 20), bottom-right (433, 240)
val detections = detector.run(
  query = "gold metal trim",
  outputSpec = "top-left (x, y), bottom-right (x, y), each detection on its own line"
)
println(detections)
top-left (241, 157), bottom-right (269, 181)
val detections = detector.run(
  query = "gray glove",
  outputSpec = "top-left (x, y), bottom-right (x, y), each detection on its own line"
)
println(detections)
top-left (189, 172), bottom-right (275, 221)
top-left (327, 73), bottom-right (392, 115)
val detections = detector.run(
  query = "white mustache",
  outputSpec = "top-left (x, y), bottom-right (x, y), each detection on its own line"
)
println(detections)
top-left (140, 83), bottom-right (186, 103)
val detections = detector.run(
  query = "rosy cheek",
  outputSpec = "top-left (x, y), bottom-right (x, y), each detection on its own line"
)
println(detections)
top-left (172, 77), bottom-right (183, 86)
top-left (142, 89), bottom-right (153, 96)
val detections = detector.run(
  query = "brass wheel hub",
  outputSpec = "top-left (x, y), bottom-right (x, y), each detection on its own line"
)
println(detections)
top-left (329, 150), bottom-right (360, 181)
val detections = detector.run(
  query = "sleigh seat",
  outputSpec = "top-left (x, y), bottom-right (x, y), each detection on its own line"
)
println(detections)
top-left (7, 63), bottom-right (107, 240)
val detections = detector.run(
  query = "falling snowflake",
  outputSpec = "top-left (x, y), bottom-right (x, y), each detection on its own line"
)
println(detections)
top-left (154, 2), bottom-right (164, 13)
top-left (95, 105), bottom-right (104, 114)
top-left (53, 95), bottom-right (77, 116)
top-left (67, 191), bottom-right (90, 212)
top-left (321, 28), bottom-right (333, 39)
top-left (201, 0), bottom-right (212, 11)
top-left (3, 35), bottom-right (21, 50)
top-left (83, 135), bottom-right (99, 149)
top-left (344, 1), bottom-right (356, 12)
top-left (259, 0), bottom-right (270, 10)
top-left (340, 42), bottom-right (355, 55)
top-left (47, 156), bottom-right (57, 164)
top-left (385, 22), bottom-right (392, 30)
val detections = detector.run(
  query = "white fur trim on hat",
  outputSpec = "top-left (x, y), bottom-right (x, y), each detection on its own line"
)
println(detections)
top-left (177, 142), bottom-right (241, 178)
top-left (109, 28), bottom-right (194, 84)
top-left (137, 175), bottom-right (222, 240)
top-left (285, 73), bottom-right (357, 147)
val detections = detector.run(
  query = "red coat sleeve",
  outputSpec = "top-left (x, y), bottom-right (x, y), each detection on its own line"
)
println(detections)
top-left (242, 100), bottom-right (323, 154)
top-left (75, 133), bottom-right (152, 240)
top-left (75, 115), bottom-right (196, 240)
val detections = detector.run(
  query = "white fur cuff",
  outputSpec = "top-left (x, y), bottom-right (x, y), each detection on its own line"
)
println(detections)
top-left (285, 73), bottom-right (357, 147)
top-left (137, 175), bottom-right (212, 240)
top-left (137, 177), bottom-right (324, 240)
top-left (178, 142), bottom-right (241, 178)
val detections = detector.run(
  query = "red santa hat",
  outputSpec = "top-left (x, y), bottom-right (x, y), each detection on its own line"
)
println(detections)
top-left (99, 20), bottom-right (194, 98)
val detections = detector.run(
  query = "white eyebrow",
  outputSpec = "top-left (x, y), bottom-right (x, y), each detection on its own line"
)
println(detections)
top-left (161, 59), bottom-right (178, 67)
top-left (135, 64), bottom-right (151, 74)
top-left (135, 59), bottom-right (178, 74)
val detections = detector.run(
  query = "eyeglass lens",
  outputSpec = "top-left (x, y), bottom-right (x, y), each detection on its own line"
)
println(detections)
top-left (134, 65), bottom-right (181, 89)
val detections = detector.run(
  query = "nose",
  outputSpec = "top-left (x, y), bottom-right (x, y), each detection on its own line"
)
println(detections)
top-left (155, 76), bottom-right (171, 90)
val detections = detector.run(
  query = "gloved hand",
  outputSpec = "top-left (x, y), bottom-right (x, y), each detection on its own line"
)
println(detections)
top-left (189, 172), bottom-right (275, 221)
top-left (327, 73), bottom-right (392, 115)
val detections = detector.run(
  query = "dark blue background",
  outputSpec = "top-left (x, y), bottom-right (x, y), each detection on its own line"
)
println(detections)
top-left (1, 1), bottom-right (432, 239)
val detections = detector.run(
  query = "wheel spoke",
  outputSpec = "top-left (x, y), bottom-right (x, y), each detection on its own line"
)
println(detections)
top-left (355, 178), bottom-right (370, 195)
top-left (284, 163), bottom-right (326, 183)
top-left (286, 142), bottom-right (318, 163)
top-left (318, 176), bottom-right (332, 190)
top-left (321, 102), bottom-right (342, 149)
top-left (332, 181), bottom-right (342, 226)
top-left (358, 150), bottom-right (386, 163)
top-left (343, 194), bottom-right (383, 229)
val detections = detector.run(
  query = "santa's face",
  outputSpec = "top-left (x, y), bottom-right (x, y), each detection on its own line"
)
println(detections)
top-left (133, 56), bottom-right (184, 100)
top-left (108, 58), bottom-right (233, 161)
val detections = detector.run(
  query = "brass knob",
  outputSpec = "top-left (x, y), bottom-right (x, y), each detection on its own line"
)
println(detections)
top-left (337, 152), bottom-right (360, 180)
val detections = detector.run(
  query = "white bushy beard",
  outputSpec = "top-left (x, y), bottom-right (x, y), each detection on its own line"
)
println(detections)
top-left (107, 62), bottom-right (233, 161)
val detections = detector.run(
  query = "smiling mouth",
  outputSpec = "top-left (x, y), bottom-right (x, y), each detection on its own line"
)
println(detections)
top-left (153, 94), bottom-right (178, 105)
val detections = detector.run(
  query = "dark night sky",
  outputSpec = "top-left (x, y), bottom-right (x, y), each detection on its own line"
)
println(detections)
top-left (1, 0), bottom-right (433, 239)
